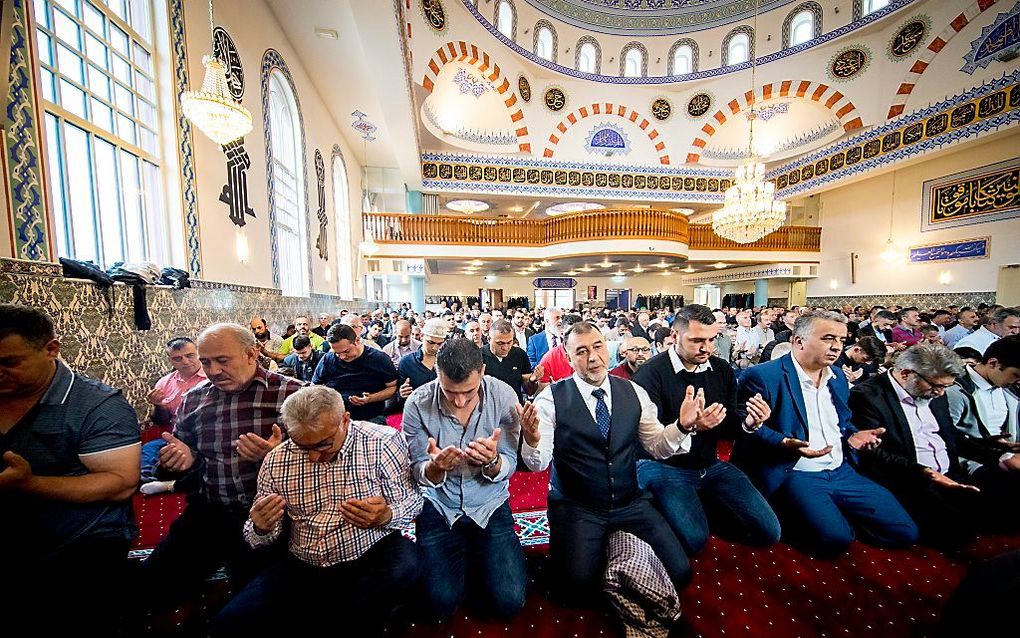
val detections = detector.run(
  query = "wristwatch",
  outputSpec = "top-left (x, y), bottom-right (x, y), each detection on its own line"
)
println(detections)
top-left (481, 455), bottom-right (500, 471)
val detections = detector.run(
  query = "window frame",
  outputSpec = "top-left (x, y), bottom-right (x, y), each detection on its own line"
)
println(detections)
top-left (620, 42), bottom-right (647, 78)
top-left (722, 26), bottom-right (755, 67)
top-left (782, 3), bottom-right (823, 49)
top-left (534, 21), bottom-right (556, 63)
top-left (332, 146), bottom-right (354, 300)
top-left (574, 36), bottom-right (601, 74)
top-left (668, 38), bottom-right (699, 75)
top-left (495, 0), bottom-right (516, 40)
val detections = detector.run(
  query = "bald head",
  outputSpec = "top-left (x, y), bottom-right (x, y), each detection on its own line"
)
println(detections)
top-left (197, 323), bottom-right (259, 393)
top-left (621, 336), bottom-right (651, 370)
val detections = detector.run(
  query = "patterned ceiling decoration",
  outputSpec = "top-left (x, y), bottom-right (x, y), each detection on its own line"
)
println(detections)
top-left (420, 41), bottom-right (530, 152)
top-left (686, 80), bottom-right (863, 163)
top-left (827, 46), bottom-right (871, 82)
top-left (522, 0), bottom-right (795, 36)
top-left (585, 123), bottom-right (631, 156)
top-left (701, 120), bottom-right (841, 161)
top-left (544, 86), bottom-right (568, 112)
top-left (453, 67), bottom-right (491, 97)
top-left (961, 1), bottom-right (1020, 74)
top-left (422, 100), bottom-right (519, 146)
top-left (419, 0), bottom-right (448, 33)
top-left (771, 71), bottom-right (1020, 198)
top-left (887, 0), bottom-right (1002, 118)
top-left (543, 102), bottom-right (670, 163)
top-left (419, 152), bottom-right (733, 202)
top-left (650, 97), bottom-right (672, 121)
top-left (461, 0), bottom-right (921, 83)
top-left (887, 15), bottom-right (930, 61)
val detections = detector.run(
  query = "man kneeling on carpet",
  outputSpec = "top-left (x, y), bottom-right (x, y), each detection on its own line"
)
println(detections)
top-left (215, 385), bottom-right (422, 637)
top-left (403, 337), bottom-right (531, 620)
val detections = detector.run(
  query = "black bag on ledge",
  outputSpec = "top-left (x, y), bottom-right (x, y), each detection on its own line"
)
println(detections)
top-left (59, 257), bottom-right (115, 318)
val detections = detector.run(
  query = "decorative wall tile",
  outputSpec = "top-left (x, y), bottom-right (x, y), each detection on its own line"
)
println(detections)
top-left (806, 291), bottom-right (996, 309)
top-left (168, 0), bottom-right (202, 276)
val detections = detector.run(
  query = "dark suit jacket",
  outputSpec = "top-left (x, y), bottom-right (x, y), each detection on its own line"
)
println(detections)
top-left (732, 354), bottom-right (859, 495)
top-left (848, 373), bottom-right (962, 490)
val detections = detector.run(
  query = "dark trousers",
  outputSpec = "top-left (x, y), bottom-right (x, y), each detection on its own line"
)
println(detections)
top-left (415, 499), bottom-right (527, 620)
top-left (137, 495), bottom-right (281, 609)
top-left (773, 463), bottom-right (919, 557)
top-left (889, 480), bottom-right (981, 548)
top-left (7, 536), bottom-right (130, 636)
top-left (213, 532), bottom-right (419, 638)
top-left (547, 492), bottom-right (691, 603)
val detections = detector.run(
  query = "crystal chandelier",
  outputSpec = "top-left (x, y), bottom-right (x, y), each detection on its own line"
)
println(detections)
top-left (712, 0), bottom-right (786, 244)
top-left (180, 0), bottom-right (252, 145)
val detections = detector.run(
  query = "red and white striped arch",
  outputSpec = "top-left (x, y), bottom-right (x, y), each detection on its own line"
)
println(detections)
top-left (686, 81), bottom-right (864, 164)
top-left (886, 0), bottom-right (1001, 119)
top-left (421, 41), bottom-right (530, 153)
top-left (543, 103), bottom-right (671, 164)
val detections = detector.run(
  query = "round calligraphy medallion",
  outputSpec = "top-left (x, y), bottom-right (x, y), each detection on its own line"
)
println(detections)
top-left (419, 0), bottom-right (447, 33)
top-left (212, 27), bottom-right (244, 100)
top-left (829, 47), bottom-right (869, 80)
top-left (518, 75), bottom-right (531, 103)
top-left (890, 19), bottom-right (928, 58)
top-left (651, 97), bottom-right (672, 121)
top-left (544, 87), bottom-right (566, 112)
top-left (687, 93), bottom-right (712, 118)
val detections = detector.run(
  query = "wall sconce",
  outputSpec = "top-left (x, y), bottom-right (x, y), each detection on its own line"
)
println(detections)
top-left (324, 266), bottom-right (332, 282)
top-left (828, 278), bottom-right (839, 290)
top-left (938, 270), bottom-right (952, 285)
top-left (235, 228), bottom-right (249, 264)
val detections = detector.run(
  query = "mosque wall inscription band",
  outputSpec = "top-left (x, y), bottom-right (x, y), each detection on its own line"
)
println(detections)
top-left (908, 237), bottom-right (990, 264)
top-left (921, 158), bottom-right (1020, 232)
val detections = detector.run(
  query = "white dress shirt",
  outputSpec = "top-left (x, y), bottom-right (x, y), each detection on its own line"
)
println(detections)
top-left (943, 324), bottom-right (973, 349)
top-left (790, 355), bottom-right (844, 472)
top-left (513, 327), bottom-right (529, 349)
top-left (966, 366), bottom-right (1018, 467)
top-left (888, 372), bottom-right (951, 473)
top-left (953, 326), bottom-right (999, 355)
top-left (522, 373), bottom-right (692, 472)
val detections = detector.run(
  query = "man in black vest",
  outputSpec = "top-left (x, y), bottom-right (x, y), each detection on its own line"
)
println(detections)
top-left (522, 322), bottom-right (695, 602)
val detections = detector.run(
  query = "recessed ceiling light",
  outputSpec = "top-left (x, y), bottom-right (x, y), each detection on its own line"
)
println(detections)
top-left (469, 260), bottom-right (484, 266)
top-left (682, 266), bottom-right (696, 273)
top-left (546, 202), bottom-right (604, 216)
top-left (578, 264), bottom-right (593, 272)
top-left (538, 260), bottom-right (553, 267)
top-left (599, 260), bottom-right (614, 268)
top-left (565, 270), bottom-right (578, 276)
top-left (614, 270), bottom-right (625, 277)
top-left (447, 200), bottom-right (489, 214)
top-left (713, 262), bottom-right (728, 269)
top-left (671, 208), bottom-right (695, 215)
top-left (517, 270), bottom-right (530, 275)
top-left (660, 270), bottom-right (671, 277)
top-left (508, 206), bottom-right (524, 213)
top-left (656, 261), bottom-right (670, 268)
top-left (315, 28), bottom-right (339, 40)
top-left (632, 204), bottom-right (651, 209)
top-left (632, 265), bottom-right (646, 273)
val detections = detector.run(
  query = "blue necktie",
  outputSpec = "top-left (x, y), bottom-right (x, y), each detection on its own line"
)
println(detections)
top-left (592, 388), bottom-right (611, 440)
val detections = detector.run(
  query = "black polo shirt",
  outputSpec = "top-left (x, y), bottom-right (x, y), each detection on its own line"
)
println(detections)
top-left (397, 348), bottom-right (437, 392)
top-left (311, 346), bottom-right (398, 421)
top-left (482, 345), bottom-right (533, 404)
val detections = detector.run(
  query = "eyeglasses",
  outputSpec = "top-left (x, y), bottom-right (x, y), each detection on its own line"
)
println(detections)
top-left (625, 347), bottom-right (652, 354)
top-left (913, 371), bottom-right (955, 391)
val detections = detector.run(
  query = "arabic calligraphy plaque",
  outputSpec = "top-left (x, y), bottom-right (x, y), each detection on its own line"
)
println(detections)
top-left (903, 123), bottom-right (924, 145)
top-left (881, 131), bottom-right (901, 153)
top-left (815, 158), bottom-right (829, 176)
top-left (776, 175), bottom-right (789, 189)
top-left (453, 164), bottom-right (468, 180)
top-left (651, 97), bottom-right (672, 121)
top-left (831, 48), bottom-right (867, 79)
top-left (687, 93), bottom-right (712, 117)
top-left (909, 237), bottom-right (989, 263)
top-left (422, 163), bottom-right (438, 179)
top-left (518, 75), bottom-right (531, 103)
top-left (608, 173), bottom-right (620, 188)
top-left (925, 113), bottom-right (948, 137)
top-left (922, 158), bottom-right (1020, 231)
top-left (212, 27), bottom-right (244, 101)
top-left (420, 0), bottom-right (446, 32)
top-left (438, 163), bottom-right (452, 179)
top-left (845, 146), bottom-right (863, 165)
top-left (829, 153), bottom-right (845, 171)
top-left (978, 92), bottom-right (1006, 118)
top-left (801, 164), bottom-right (814, 180)
top-left (950, 103), bottom-right (976, 128)
top-left (891, 20), bottom-right (927, 58)
top-left (863, 139), bottom-right (881, 159)
top-left (544, 87), bottom-right (566, 112)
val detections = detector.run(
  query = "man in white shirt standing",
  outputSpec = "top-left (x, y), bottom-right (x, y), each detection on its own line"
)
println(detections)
top-left (522, 322), bottom-right (696, 603)
top-left (953, 307), bottom-right (1020, 355)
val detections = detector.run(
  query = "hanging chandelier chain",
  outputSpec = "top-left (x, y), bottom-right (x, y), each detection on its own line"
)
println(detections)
top-left (748, 0), bottom-right (760, 156)
top-left (207, 0), bottom-right (215, 53)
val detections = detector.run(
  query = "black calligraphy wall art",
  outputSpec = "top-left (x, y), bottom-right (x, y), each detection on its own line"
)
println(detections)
top-left (828, 46), bottom-right (870, 81)
top-left (314, 150), bottom-right (328, 260)
top-left (888, 18), bottom-right (929, 59)
top-left (212, 27), bottom-right (255, 227)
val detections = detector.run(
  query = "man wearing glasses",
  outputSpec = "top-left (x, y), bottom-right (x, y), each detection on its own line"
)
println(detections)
top-left (609, 336), bottom-right (651, 381)
top-left (214, 386), bottom-right (422, 636)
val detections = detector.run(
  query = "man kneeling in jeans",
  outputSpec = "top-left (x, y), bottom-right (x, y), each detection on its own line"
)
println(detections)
top-left (403, 337), bottom-right (532, 620)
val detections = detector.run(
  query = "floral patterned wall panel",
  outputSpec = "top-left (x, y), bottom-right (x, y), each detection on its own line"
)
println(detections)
top-left (806, 292), bottom-right (996, 309)
top-left (0, 259), bottom-right (374, 417)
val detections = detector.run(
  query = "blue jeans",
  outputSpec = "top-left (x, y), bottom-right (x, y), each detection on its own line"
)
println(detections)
top-left (140, 439), bottom-right (167, 482)
top-left (637, 459), bottom-right (781, 555)
top-left (415, 499), bottom-right (527, 620)
top-left (774, 463), bottom-right (919, 557)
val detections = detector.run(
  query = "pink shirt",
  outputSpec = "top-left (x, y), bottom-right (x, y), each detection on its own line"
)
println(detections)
top-left (153, 368), bottom-right (208, 424)
top-left (890, 325), bottom-right (922, 346)
top-left (889, 372), bottom-right (951, 473)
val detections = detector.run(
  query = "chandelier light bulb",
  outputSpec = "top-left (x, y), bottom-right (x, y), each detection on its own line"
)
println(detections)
top-left (181, 56), bottom-right (253, 145)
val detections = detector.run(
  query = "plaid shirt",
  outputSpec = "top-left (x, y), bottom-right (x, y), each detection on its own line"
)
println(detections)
top-left (173, 367), bottom-right (305, 506)
top-left (243, 421), bottom-right (423, 566)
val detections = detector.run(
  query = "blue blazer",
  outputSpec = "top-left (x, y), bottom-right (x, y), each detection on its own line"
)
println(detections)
top-left (527, 331), bottom-right (553, 368)
top-left (731, 353), bottom-right (859, 495)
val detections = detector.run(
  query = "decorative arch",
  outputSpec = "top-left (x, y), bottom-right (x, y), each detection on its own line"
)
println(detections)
top-left (543, 102), bottom-right (670, 164)
top-left (533, 19), bottom-right (558, 63)
top-left (886, 0), bottom-right (1000, 119)
top-left (686, 80), bottom-right (864, 163)
top-left (782, 2), bottom-right (823, 49)
top-left (420, 41), bottom-right (530, 153)
top-left (574, 36), bottom-right (602, 73)
top-left (667, 38), bottom-right (699, 75)
top-left (261, 48), bottom-right (312, 292)
top-left (721, 25), bottom-right (755, 66)
top-left (619, 41), bottom-right (648, 77)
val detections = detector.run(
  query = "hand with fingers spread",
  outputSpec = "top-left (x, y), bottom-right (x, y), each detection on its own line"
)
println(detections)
top-left (924, 468), bottom-right (981, 492)
top-left (781, 437), bottom-right (834, 458)
top-left (465, 427), bottom-right (502, 470)
top-left (743, 393), bottom-right (770, 431)
top-left (848, 427), bottom-right (885, 451)
top-left (0, 451), bottom-right (33, 492)
top-left (340, 495), bottom-right (392, 529)
top-left (517, 401), bottom-right (540, 447)
top-left (399, 378), bottom-right (414, 398)
top-left (158, 432), bottom-right (195, 472)
top-left (426, 437), bottom-right (466, 473)
top-left (236, 423), bottom-right (284, 462)
top-left (348, 391), bottom-right (372, 407)
top-left (250, 493), bottom-right (286, 534)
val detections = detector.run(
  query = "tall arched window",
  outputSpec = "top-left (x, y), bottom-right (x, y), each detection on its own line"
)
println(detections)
top-left (722, 27), bottom-right (754, 66)
top-left (668, 39), bottom-right (699, 75)
top-left (534, 21), bottom-right (557, 62)
top-left (332, 147), bottom-right (353, 299)
top-left (783, 3), bottom-right (822, 48)
top-left (620, 42), bottom-right (647, 77)
top-left (268, 71), bottom-right (309, 297)
top-left (575, 37), bottom-right (601, 74)
top-left (496, 0), bottom-right (515, 39)
top-left (863, 0), bottom-right (889, 15)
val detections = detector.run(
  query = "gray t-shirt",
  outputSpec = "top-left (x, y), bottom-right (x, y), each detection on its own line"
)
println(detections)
top-left (0, 360), bottom-right (139, 560)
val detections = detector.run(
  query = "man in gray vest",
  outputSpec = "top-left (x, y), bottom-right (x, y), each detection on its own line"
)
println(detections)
top-left (523, 322), bottom-right (696, 602)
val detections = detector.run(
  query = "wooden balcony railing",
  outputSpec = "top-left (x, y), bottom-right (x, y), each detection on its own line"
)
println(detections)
top-left (362, 210), bottom-right (820, 251)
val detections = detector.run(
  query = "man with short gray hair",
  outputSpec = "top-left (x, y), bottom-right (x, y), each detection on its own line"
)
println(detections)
top-left (849, 344), bottom-right (984, 547)
top-left (953, 307), bottom-right (1020, 355)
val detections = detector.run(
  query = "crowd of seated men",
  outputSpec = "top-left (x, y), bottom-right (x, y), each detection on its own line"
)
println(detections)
top-left (1, 298), bottom-right (1018, 636)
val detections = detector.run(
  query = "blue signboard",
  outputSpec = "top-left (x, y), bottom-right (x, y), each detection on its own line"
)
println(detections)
top-left (909, 237), bottom-right (989, 263)
top-left (533, 277), bottom-right (577, 289)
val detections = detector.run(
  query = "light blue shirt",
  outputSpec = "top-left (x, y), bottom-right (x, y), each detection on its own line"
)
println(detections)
top-left (402, 376), bottom-right (521, 528)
